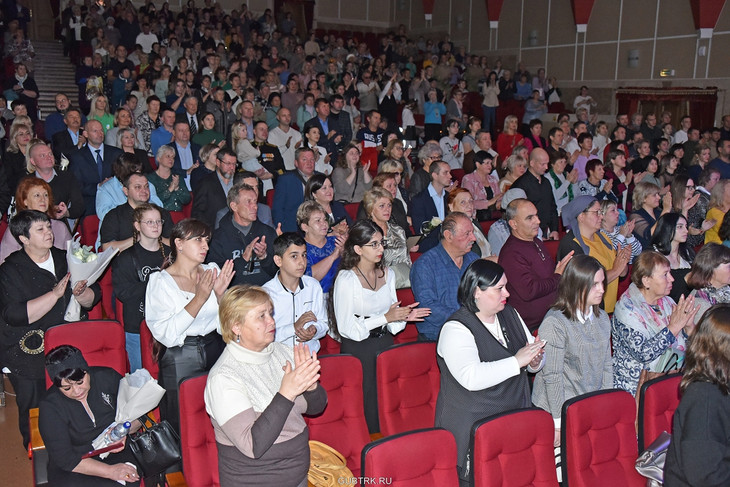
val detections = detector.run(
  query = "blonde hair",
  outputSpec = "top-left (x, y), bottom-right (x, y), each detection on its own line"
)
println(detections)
top-left (362, 187), bottom-right (393, 217)
top-left (709, 179), bottom-right (729, 211)
top-left (218, 285), bottom-right (273, 344)
top-left (632, 181), bottom-right (661, 210)
top-left (8, 121), bottom-right (32, 153)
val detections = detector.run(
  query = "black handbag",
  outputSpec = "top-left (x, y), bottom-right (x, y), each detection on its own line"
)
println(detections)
top-left (128, 414), bottom-right (182, 482)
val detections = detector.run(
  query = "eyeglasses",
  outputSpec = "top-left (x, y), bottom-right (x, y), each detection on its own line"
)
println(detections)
top-left (141, 219), bottom-right (165, 226)
top-left (584, 209), bottom-right (604, 216)
top-left (361, 240), bottom-right (388, 249)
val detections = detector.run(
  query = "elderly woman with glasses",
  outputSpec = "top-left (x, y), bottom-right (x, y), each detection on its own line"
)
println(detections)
top-left (612, 251), bottom-right (699, 395)
top-left (558, 195), bottom-right (632, 313)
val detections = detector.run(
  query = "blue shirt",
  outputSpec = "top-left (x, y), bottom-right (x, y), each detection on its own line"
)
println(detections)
top-left (423, 101), bottom-right (446, 125)
top-left (709, 158), bottom-right (730, 180)
top-left (410, 244), bottom-right (479, 340)
top-left (318, 117), bottom-right (329, 136)
top-left (150, 127), bottom-right (173, 156)
top-left (305, 236), bottom-right (340, 294)
top-left (427, 183), bottom-right (446, 221)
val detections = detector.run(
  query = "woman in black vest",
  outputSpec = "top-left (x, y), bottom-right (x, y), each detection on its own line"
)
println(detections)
top-left (435, 259), bottom-right (546, 485)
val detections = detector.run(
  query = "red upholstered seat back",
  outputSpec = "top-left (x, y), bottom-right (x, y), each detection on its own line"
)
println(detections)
top-left (638, 374), bottom-right (682, 451)
top-left (44, 320), bottom-right (128, 388)
top-left (305, 354), bottom-right (370, 476)
top-left (393, 288), bottom-right (419, 345)
top-left (179, 374), bottom-right (220, 487)
top-left (139, 319), bottom-right (159, 380)
top-left (561, 389), bottom-right (644, 487)
top-left (318, 335), bottom-right (341, 355)
top-left (376, 342), bottom-right (439, 436)
top-left (471, 408), bottom-right (559, 487)
top-left (361, 428), bottom-right (459, 486)
top-left (78, 215), bottom-right (100, 247)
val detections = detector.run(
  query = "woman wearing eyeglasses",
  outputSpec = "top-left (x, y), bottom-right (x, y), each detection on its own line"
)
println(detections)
top-left (558, 196), bottom-right (631, 313)
top-left (112, 203), bottom-right (170, 372)
top-left (330, 220), bottom-right (430, 432)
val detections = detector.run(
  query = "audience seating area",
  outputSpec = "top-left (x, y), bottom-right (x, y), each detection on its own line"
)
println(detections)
top-left (24, 315), bottom-right (685, 486)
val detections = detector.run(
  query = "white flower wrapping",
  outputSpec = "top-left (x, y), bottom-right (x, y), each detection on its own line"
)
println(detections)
top-left (64, 234), bottom-right (119, 321)
top-left (92, 369), bottom-right (165, 456)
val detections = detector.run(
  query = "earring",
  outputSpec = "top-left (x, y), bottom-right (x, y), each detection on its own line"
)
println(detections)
top-left (235, 334), bottom-right (240, 343)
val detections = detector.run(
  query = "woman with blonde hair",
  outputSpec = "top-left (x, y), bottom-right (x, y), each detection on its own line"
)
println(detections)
top-left (378, 158), bottom-right (410, 214)
top-left (705, 179), bottom-right (730, 244)
top-left (205, 285), bottom-right (326, 486)
top-left (231, 121), bottom-right (274, 193)
top-left (498, 154), bottom-right (527, 193)
top-left (496, 114), bottom-right (524, 162)
top-left (3, 121), bottom-right (33, 193)
top-left (363, 187), bottom-right (413, 288)
top-left (87, 94), bottom-right (114, 133)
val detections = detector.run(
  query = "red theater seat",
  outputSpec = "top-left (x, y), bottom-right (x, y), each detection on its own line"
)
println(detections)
top-left (361, 428), bottom-right (459, 486)
top-left (561, 389), bottom-right (644, 487)
top-left (179, 374), bottom-right (219, 487)
top-left (638, 374), bottom-right (682, 451)
top-left (376, 342), bottom-right (440, 436)
top-left (305, 355), bottom-right (370, 475)
top-left (471, 408), bottom-right (559, 486)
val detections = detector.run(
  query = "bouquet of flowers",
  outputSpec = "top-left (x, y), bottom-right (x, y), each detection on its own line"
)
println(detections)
top-left (64, 234), bottom-right (119, 321)
top-left (91, 368), bottom-right (165, 457)
top-left (420, 217), bottom-right (442, 236)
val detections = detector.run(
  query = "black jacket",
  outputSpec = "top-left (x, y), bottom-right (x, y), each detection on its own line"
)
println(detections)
top-left (191, 170), bottom-right (229, 229)
top-left (0, 247), bottom-right (100, 379)
top-left (207, 212), bottom-right (278, 287)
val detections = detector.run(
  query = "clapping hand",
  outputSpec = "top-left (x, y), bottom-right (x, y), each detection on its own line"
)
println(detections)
top-left (280, 345), bottom-right (320, 400)
top-left (213, 259), bottom-right (235, 299)
top-left (515, 337), bottom-right (546, 368)
top-left (668, 295), bottom-right (700, 336)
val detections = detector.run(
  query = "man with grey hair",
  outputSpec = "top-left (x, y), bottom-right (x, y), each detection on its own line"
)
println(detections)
top-left (411, 211), bottom-right (478, 340)
top-left (410, 140), bottom-right (443, 198)
top-left (207, 181), bottom-right (278, 286)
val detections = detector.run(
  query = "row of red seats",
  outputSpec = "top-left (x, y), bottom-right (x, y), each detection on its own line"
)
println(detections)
top-left (32, 319), bottom-right (681, 486)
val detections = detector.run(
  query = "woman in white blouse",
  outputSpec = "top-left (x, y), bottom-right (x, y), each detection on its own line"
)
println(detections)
top-left (331, 220), bottom-right (430, 432)
top-left (145, 219), bottom-right (234, 430)
top-left (435, 259), bottom-right (545, 483)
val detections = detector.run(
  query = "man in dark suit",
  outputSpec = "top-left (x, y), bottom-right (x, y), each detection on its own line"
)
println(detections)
top-left (175, 96), bottom-right (202, 137)
top-left (272, 147), bottom-right (317, 233)
top-left (410, 160), bottom-right (451, 234)
top-left (69, 119), bottom-right (123, 216)
top-left (192, 147), bottom-right (237, 228)
top-left (168, 120), bottom-right (201, 191)
top-left (302, 97), bottom-right (340, 158)
top-left (51, 108), bottom-right (85, 161)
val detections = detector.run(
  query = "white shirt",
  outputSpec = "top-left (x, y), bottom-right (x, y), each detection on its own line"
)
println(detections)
top-left (333, 268), bottom-right (405, 341)
top-left (437, 312), bottom-right (541, 391)
top-left (145, 263), bottom-right (222, 347)
top-left (262, 273), bottom-right (328, 352)
top-left (268, 128), bottom-right (301, 165)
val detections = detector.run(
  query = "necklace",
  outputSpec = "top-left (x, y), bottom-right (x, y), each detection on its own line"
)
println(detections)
top-left (355, 266), bottom-right (376, 290)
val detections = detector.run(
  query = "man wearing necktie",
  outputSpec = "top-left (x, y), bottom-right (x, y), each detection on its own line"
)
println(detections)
top-left (69, 119), bottom-right (123, 216)
top-left (176, 97), bottom-right (201, 138)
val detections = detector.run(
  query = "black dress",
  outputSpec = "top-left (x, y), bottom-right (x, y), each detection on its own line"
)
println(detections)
top-left (38, 367), bottom-right (141, 486)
